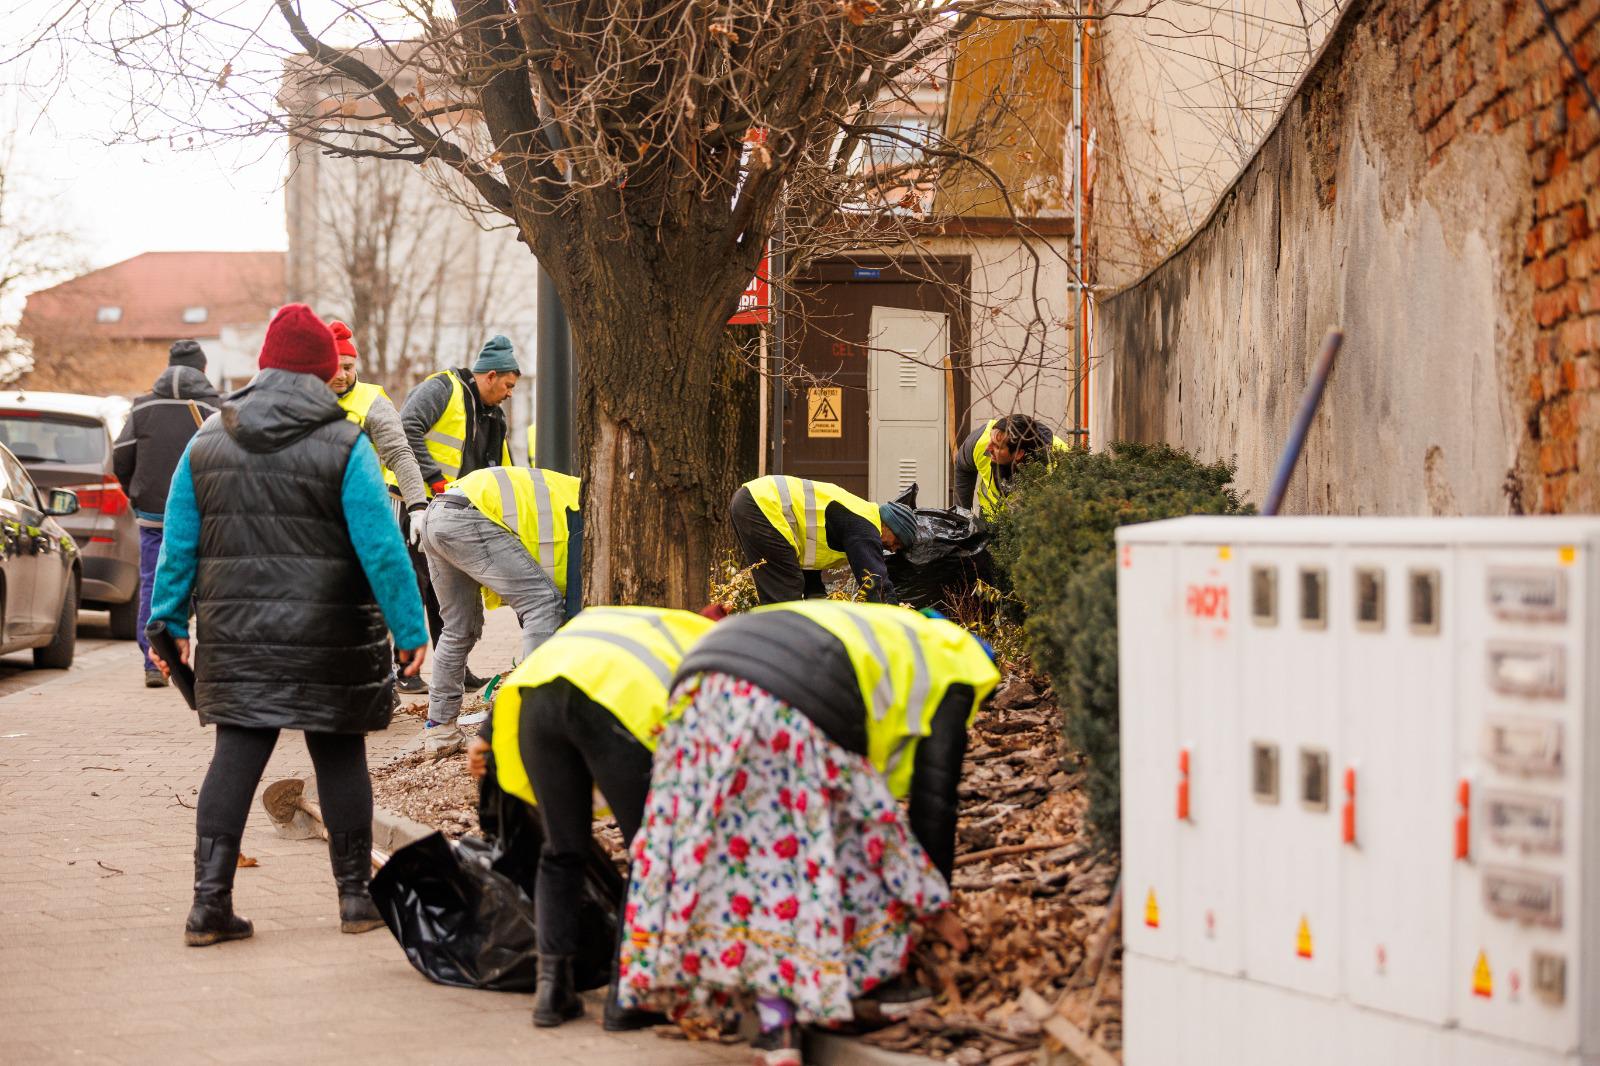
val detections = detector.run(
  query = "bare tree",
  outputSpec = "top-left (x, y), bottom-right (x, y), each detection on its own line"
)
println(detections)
top-left (0, 134), bottom-right (80, 383)
top-left (15, 0), bottom-right (1098, 606)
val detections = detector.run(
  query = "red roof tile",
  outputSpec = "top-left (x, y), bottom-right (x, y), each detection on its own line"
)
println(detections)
top-left (19, 251), bottom-right (285, 342)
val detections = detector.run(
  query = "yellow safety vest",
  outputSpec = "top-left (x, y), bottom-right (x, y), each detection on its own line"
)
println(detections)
top-left (453, 466), bottom-right (581, 606)
top-left (336, 381), bottom-right (400, 490)
top-left (747, 601), bottom-right (999, 797)
top-left (971, 419), bottom-right (1070, 518)
top-left (421, 370), bottom-right (513, 493)
top-left (744, 475), bottom-right (882, 570)
top-left (491, 606), bottom-right (716, 806)
top-left (525, 424), bottom-right (536, 467)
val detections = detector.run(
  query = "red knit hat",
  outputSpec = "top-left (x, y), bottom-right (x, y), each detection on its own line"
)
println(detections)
top-left (259, 304), bottom-right (338, 381)
top-left (328, 320), bottom-right (358, 359)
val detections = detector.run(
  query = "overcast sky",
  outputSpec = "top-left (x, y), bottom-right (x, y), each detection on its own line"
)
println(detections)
top-left (2, 0), bottom-right (384, 300)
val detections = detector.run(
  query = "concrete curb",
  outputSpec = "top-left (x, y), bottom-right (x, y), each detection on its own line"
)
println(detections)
top-left (371, 803), bottom-right (435, 854)
top-left (262, 777), bottom-right (434, 855)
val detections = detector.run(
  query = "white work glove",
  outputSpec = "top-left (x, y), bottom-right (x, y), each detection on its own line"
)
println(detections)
top-left (407, 504), bottom-right (429, 550)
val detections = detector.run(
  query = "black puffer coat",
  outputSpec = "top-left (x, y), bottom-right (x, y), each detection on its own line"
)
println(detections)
top-left (187, 368), bottom-right (392, 732)
top-left (112, 366), bottom-right (221, 522)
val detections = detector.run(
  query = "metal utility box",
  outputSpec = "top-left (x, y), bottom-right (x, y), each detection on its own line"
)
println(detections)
top-left (1117, 517), bottom-right (1600, 1066)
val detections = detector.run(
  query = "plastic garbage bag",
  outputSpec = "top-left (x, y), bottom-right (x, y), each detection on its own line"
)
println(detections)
top-left (886, 483), bottom-right (994, 612)
top-left (369, 770), bottom-right (623, 993)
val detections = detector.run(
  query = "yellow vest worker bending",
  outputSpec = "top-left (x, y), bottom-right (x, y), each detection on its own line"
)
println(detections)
top-left (395, 335), bottom-right (520, 695)
top-left (420, 465), bottom-right (580, 758)
top-left (952, 414), bottom-right (1070, 518)
top-left (729, 475), bottom-right (920, 605)
top-left (614, 602), bottom-right (999, 1055)
top-left (486, 605), bottom-right (716, 1031)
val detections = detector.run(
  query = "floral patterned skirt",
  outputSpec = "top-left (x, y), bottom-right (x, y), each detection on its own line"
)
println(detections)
top-left (616, 671), bottom-right (950, 1025)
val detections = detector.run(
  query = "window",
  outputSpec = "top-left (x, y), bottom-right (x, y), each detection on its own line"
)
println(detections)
top-left (1299, 567), bottom-right (1327, 629)
top-left (0, 448), bottom-right (39, 510)
top-left (1251, 742), bottom-right (1280, 804)
top-left (1355, 568), bottom-right (1385, 631)
top-left (1250, 565), bottom-right (1278, 626)
top-left (182, 306), bottom-right (208, 324)
top-left (848, 117), bottom-right (935, 173)
top-left (0, 414), bottom-right (107, 466)
top-left (1409, 569), bottom-right (1441, 634)
top-left (96, 306), bottom-right (122, 323)
top-left (1300, 748), bottom-right (1330, 812)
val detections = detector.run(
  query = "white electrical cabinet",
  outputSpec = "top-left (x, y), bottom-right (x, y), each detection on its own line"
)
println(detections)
top-left (1117, 517), bottom-right (1600, 1066)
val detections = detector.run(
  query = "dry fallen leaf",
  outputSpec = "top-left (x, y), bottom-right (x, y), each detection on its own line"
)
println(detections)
top-left (236, 854), bottom-right (259, 868)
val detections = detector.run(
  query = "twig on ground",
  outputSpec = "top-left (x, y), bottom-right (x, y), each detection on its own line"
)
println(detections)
top-left (96, 861), bottom-right (124, 877)
top-left (953, 839), bottom-right (1073, 868)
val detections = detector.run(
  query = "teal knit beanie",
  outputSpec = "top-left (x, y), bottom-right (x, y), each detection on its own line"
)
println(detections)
top-left (473, 335), bottom-right (520, 374)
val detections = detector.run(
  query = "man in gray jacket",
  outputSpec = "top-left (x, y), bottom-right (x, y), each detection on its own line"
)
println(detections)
top-left (327, 322), bottom-right (432, 692)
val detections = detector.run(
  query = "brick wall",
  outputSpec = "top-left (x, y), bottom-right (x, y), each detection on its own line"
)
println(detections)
top-left (1096, 0), bottom-right (1600, 515)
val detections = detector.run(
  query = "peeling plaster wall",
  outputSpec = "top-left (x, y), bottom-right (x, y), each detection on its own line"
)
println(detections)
top-left (1094, 0), bottom-right (1595, 515)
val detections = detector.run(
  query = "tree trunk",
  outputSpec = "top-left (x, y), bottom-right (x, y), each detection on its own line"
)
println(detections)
top-left (562, 276), bottom-right (757, 609)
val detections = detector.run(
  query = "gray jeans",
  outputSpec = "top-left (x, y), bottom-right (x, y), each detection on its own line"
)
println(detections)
top-left (424, 501), bottom-right (564, 725)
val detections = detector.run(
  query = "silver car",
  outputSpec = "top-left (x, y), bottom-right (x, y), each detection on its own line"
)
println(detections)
top-left (0, 392), bottom-right (139, 639)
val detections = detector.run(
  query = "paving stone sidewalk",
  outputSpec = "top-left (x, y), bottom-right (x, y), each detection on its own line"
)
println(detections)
top-left (0, 613), bottom-right (744, 1066)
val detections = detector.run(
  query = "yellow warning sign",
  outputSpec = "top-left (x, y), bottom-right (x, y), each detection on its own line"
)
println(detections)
top-left (1144, 888), bottom-right (1161, 929)
top-left (1296, 916), bottom-right (1314, 959)
top-left (807, 387), bottom-right (842, 438)
top-left (1473, 951), bottom-right (1493, 998)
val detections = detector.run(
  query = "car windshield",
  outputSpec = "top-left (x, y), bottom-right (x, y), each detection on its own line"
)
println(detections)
top-left (0, 414), bottom-right (106, 465)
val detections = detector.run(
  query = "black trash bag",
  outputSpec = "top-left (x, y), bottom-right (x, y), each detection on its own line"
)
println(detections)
top-left (885, 483), bottom-right (994, 613)
top-left (370, 768), bottom-right (625, 993)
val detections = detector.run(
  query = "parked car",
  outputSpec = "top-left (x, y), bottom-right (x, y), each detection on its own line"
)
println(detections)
top-left (0, 441), bottom-right (82, 668)
top-left (0, 392), bottom-right (138, 638)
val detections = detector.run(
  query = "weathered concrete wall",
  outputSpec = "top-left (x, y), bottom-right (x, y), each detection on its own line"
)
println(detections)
top-left (1094, 0), bottom-right (1600, 515)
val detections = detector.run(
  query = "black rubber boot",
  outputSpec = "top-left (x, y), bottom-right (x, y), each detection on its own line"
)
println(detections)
top-left (328, 829), bottom-right (385, 934)
top-left (603, 981), bottom-right (669, 1031)
top-left (532, 954), bottom-right (584, 1028)
top-left (184, 835), bottom-right (254, 947)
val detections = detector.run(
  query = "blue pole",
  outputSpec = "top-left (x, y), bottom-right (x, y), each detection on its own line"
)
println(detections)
top-left (1262, 329), bottom-right (1344, 517)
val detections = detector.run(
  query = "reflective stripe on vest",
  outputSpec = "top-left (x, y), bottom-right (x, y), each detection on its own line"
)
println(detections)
top-left (745, 601), bottom-right (1000, 797)
top-left (491, 607), bottom-right (716, 805)
top-left (746, 475), bottom-right (881, 571)
top-left (336, 382), bottom-right (400, 489)
top-left (423, 371), bottom-right (468, 483)
top-left (454, 466), bottom-right (580, 602)
top-left (421, 370), bottom-right (513, 492)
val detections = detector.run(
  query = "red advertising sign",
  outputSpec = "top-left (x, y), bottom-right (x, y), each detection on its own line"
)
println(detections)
top-left (729, 251), bottom-right (771, 325)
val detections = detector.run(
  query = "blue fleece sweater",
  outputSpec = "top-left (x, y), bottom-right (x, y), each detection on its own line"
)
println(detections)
top-left (150, 436), bottom-right (429, 650)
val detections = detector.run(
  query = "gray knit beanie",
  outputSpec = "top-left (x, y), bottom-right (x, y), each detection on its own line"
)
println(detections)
top-left (472, 335), bottom-right (520, 374)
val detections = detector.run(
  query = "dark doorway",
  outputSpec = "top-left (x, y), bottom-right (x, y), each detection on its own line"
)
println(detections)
top-left (778, 257), bottom-right (971, 502)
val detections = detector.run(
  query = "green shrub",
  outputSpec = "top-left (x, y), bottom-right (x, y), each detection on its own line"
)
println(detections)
top-left (990, 441), bottom-right (1253, 853)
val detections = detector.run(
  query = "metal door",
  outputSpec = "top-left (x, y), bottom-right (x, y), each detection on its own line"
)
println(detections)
top-left (1451, 543), bottom-right (1587, 1054)
top-left (1237, 543), bottom-right (1342, 999)
top-left (1339, 546), bottom-right (1457, 1025)
top-left (0, 456), bottom-right (39, 640)
top-left (1175, 543), bottom-right (1244, 976)
top-left (867, 306), bottom-right (948, 503)
top-left (1119, 537), bottom-right (1182, 963)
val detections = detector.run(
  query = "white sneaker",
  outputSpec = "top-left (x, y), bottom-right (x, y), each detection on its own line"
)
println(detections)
top-left (423, 720), bottom-right (465, 759)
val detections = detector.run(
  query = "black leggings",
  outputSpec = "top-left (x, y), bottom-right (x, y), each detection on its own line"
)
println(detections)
top-left (196, 724), bottom-right (372, 841)
top-left (520, 680), bottom-right (653, 956)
